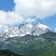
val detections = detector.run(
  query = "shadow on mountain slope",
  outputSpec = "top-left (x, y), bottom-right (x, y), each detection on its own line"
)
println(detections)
top-left (0, 50), bottom-right (23, 56)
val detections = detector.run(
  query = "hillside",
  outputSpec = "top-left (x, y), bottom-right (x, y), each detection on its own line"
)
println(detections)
top-left (0, 50), bottom-right (23, 56)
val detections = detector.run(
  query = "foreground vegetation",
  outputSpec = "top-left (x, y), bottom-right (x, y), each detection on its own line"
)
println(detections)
top-left (0, 50), bottom-right (23, 56)
top-left (0, 48), bottom-right (56, 56)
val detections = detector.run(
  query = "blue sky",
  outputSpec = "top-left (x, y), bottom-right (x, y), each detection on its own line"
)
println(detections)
top-left (0, 0), bottom-right (15, 12)
top-left (36, 15), bottom-right (56, 30)
top-left (0, 0), bottom-right (56, 32)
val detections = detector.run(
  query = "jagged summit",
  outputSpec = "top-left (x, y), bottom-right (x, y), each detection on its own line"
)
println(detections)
top-left (32, 23), bottom-right (50, 36)
top-left (0, 23), bottom-right (50, 39)
top-left (37, 23), bottom-right (50, 30)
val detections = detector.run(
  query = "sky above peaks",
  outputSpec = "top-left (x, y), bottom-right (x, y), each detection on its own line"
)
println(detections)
top-left (0, 0), bottom-right (56, 32)
top-left (0, 0), bottom-right (15, 11)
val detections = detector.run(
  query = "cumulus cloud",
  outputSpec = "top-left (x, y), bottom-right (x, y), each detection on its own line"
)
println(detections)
top-left (0, 11), bottom-right (7, 24)
top-left (0, 0), bottom-right (56, 31)
top-left (0, 11), bottom-right (25, 25)
top-left (6, 12), bottom-right (25, 25)
top-left (0, 11), bottom-right (36, 32)
top-left (0, 11), bottom-right (36, 25)
top-left (14, 0), bottom-right (56, 18)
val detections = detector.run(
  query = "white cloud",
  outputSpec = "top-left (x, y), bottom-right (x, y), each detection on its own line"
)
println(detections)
top-left (6, 12), bottom-right (25, 25)
top-left (0, 0), bottom-right (56, 31)
top-left (14, 0), bottom-right (56, 18)
top-left (54, 28), bottom-right (56, 32)
top-left (0, 11), bottom-right (7, 24)
top-left (0, 10), bottom-right (36, 31)
top-left (0, 25), bottom-right (8, 32)
top-left (0, 11), bottom-right (25, 31)
top-left (24, 17), bottom-right (36, 23)
top-left (0, 0), bottom-right (56, 26)
top-left (0, 11), bottom-right (25, 25)
top-left (0, 8), bottom-right (37, 25)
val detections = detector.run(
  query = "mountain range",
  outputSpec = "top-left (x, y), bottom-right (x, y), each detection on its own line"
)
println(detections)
top-left (0, 23), bottom-right (56, 56)
top-left (0, 23), bottom-right (50, 38)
